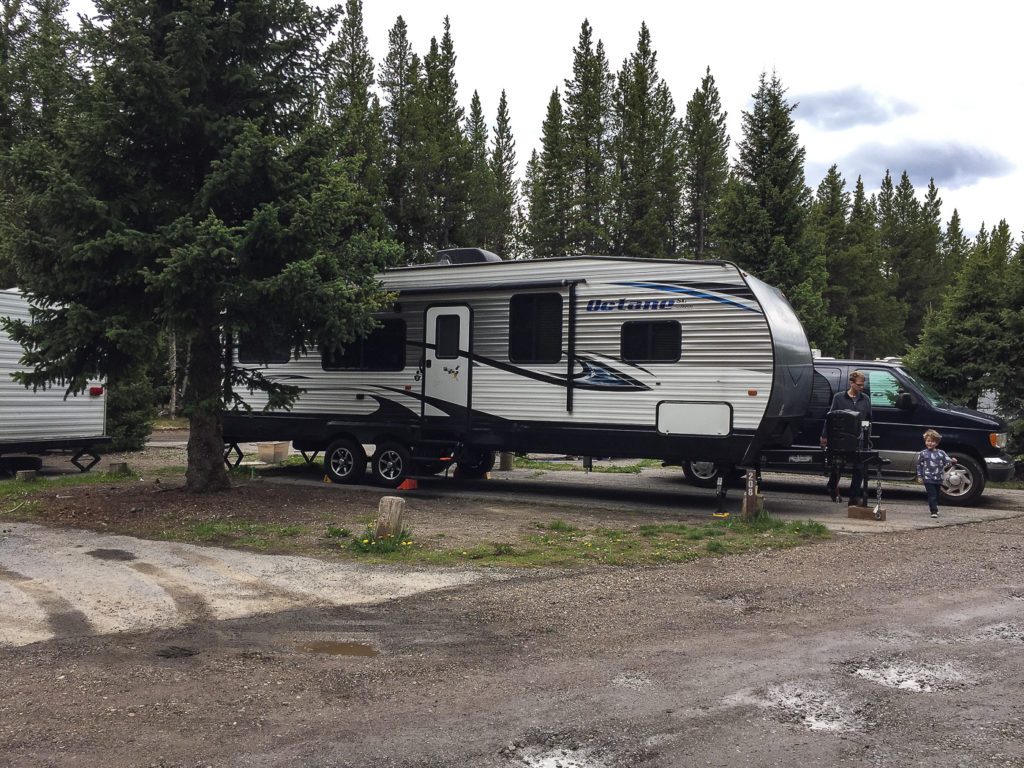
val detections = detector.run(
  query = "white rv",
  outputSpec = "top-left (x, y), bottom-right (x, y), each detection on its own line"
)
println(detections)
top-left (0, 289), bottom-right (109, 471)
top-left (223, 250), bottom-right (813, 486)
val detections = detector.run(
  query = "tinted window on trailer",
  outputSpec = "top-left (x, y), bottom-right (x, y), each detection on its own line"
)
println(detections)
top-left (322, 319), bottom-right (406, 371)
top-left (509, 293), bottom-right (562, 363)
top-left (620, 321), bottom-right (681, 363)
top-left (238, 333), bottom-right (290, 365)
top-left (808, 370), bottom-right (835, 415)
top-left (434, 314), bottom-right (460, 359)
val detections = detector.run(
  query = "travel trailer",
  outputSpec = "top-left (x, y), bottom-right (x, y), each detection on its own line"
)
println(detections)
top-left (223, 250), bottom-right (814, 486)
top-left (0, 289), bottom-right (108, 471)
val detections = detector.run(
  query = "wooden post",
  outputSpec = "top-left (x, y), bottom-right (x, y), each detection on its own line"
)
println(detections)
top-left (499, 451), bottom-right (514, 471)
top-left (108, 461), bottom-right (129, 475)
top-left (15, 470), bottom-right (37, 481)
top-left (375, 496), bottom-right (405, 540)
top-left (741, 468), bottom-right (763, 522)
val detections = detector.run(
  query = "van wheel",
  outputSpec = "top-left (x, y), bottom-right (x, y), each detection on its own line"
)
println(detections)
top-left (371, 441), bottom-right (411, 487)
top-left (682, 461), bottom-right (739, 488)
top-left (938, 453), bottom-right (984, 506)
top-left (455, 449), bottom-right (495, 480)
top-left (324, 438), bottom-right (366, 484)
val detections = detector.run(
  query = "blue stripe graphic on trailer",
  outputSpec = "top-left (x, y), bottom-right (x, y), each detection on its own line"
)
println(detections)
top-left (613, 282), bottom-right (762, 313)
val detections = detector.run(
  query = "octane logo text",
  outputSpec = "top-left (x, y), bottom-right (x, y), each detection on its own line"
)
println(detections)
top-left (585, 297), bottom-right (677, 311)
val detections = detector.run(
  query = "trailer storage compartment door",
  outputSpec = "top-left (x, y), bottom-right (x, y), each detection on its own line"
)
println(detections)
top-left (656, 401), bottom-right (732, 436)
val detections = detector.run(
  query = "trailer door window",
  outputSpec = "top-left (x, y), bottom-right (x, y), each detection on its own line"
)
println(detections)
top-left (509, 293), bottom-right (562, 363)
top-left (321, 318), bottom-right (406, 371)
top-left (434, 314), bottom-right (460, 359)
top-left (620, 321), bottom-right (681, 363)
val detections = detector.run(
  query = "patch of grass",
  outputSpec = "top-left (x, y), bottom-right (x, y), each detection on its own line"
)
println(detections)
top-left (546, 519), bottom-right (578, 533)
top-left (325, 525), bottom-right (351, 538)
top-left (158, 516), bottom-right (310, 549)
top-left (512, 456), bottom-right (663, 474)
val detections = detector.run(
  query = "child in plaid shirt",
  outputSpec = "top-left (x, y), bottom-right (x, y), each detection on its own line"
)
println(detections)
top-left (917, 429), bottom-right (957, 518)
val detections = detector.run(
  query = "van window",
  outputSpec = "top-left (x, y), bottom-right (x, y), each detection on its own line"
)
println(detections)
top-left (866, 369), bottom-right (901, 407)
top-left (509, 293), bottom-right (562, 363)
top-left (322, 319), bottom-right (406, 371)
top-left (620, 321), bottom-right (680, 363)
top-left (808, 370), bottom-right (835, 414)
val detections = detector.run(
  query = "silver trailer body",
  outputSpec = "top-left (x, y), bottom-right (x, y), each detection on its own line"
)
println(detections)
top-left (0, 289), bottom-right (109, 463)
top-left (224, 254), bottom-right (812, 484)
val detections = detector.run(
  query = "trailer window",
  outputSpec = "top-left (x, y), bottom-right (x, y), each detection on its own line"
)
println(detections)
top-left (620, 321), bottom-right (680, 363)
top-left (434, 314), bottom-right (461, 359)
top-left (321, 319), bottom-right (406, 371)
top-left (238, 333), bottom-right (290, 365)
top-left (509, 293), bottom-right (562, 363)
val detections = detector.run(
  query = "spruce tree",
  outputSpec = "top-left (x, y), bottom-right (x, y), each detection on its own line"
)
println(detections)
top-left (463, 90), bottom-right (494, 249)
top-left (680, 66), bottom-right (729, 259)
top-left (524, 90), bottom-right (571, 257)
top-left (715, 72), bottom-right (841, 350)
top-left (563, 19), bottom-right (613, 255)
top-left (1, 0), bottom-right (400, 491)
top-left (607, 24), bottom-right (683, 258)
top-left (487, 89), bottom-right (518, 257)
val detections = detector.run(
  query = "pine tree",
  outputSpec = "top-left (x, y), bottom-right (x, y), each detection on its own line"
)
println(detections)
top-left (715, 72), bottom-right (841, 350)
top-left (418, 16), bottom-right (471, 256)
top-left (680, 66), bottom-right (729, 259)
top-left (905, 221), bottom-right (1014, 407)
top-left (524, 90), bottom-right (571, 257)
top-left (378, 15), bottom-right (426, 261)
top-left (563, 19), bottom-right (613, 255)
top-left (463, 90), bottom-right (494, 248)
top-left (487, 89), bottom-right (518, 257)
top-left (607, 24), bottom-right (683, 258)
top-left (324, 0), bottom-right (387, 223)
top-left (1, 0), bottom-right (400, 491)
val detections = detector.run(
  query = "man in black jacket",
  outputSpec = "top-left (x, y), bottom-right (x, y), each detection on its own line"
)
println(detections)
top-left (820, 370), bottom-right (873, 505)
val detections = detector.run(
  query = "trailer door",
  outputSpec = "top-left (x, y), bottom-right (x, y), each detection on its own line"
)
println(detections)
top-left (423, 305), bottom-right (471, 419)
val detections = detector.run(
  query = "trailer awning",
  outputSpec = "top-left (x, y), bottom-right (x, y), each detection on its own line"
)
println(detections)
top-left (387, 278), bottom-right (586, 296)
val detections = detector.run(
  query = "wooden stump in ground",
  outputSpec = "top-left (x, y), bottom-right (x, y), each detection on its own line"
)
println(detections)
top-left (499, 452), bottom-right (515, 471)
top-left (15, 470), bottom-right (37, 481)
top-left (375, 496), bottom-right (405, 541)
top-left (108, 461), bottom-right (129, 475)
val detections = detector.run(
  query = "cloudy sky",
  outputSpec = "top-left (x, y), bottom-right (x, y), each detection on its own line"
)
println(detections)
top-left (65, 0), bottom-right (1020, 239)
top-left (356, 0), bottom-right (1020, 239)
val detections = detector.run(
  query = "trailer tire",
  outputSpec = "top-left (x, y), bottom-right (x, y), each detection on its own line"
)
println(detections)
top-left (681, 460), bottom-right (741, 488)
top-left (455, 449), bottom-right (495, 480)
top-left (324, 438), bottom-right (366, 485)
top-left (371, 441), bottom-right (411, 487)
top-left (938, 452), bottom-right (984, 507)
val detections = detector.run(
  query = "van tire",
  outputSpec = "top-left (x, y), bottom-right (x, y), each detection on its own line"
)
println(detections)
top-left (682, 461), bottom-right (741, 488)
top-left (371, 441), bottom-right (410, 487)
top-left (939, 453), bottom-right (984, 506)
top-left (324, 438), bottom-right (366, 485)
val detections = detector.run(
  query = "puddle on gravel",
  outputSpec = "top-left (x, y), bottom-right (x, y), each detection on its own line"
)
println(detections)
top-left (757, 682), bottom-right (865, 733)
top-left (515, 745), bottom-right (608, 768)
top-left (852, 659), bottom-right (973, 692)
top-left (86, 548), bottom-right (137, 561)
top-left (294, 640), bottom-right (379, 657)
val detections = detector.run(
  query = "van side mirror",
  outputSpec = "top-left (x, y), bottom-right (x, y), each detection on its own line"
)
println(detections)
top-left (895, 392), bottom-right (916, 410)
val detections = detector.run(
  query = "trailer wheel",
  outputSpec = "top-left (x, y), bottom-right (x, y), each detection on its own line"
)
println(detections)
top-left (324, 438), bottom-right (366, 485)
top-left (455, 449), bottom-right (495, 480)
top-left (371, 441), bottom-right (411, 487)
top-left (938, 453), bottom-right (984, 506)
top-left (682, 460), bottom-right (740, 488)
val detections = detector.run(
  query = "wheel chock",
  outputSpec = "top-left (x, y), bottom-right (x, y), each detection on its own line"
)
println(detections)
top-left (397, 478), bottom-right (418, 490)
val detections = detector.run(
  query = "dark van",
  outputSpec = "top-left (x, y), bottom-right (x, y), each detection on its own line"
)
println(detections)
top-left (682, 358), bottom-right (1014, 506)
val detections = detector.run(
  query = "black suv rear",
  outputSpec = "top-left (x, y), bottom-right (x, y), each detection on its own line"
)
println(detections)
top-left (683, 358), bottom-right (1014, 505)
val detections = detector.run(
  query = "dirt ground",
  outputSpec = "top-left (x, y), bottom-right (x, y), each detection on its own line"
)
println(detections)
top-left (2, 434), bottom-right (1023, 768)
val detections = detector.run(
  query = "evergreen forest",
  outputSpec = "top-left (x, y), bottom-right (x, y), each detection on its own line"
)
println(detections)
top-left (2, 0), bottom-right (1021, 487)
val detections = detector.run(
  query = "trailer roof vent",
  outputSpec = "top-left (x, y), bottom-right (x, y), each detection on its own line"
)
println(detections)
top-left (434, 248), bottom-right (502, 265)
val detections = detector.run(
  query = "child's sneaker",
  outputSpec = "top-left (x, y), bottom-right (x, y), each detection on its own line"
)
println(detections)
top-left (930, 511), bottom-right (939, 518)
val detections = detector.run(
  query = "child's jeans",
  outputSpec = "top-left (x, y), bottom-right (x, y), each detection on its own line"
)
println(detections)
top-left (924, 481), bottom-right (940, 513)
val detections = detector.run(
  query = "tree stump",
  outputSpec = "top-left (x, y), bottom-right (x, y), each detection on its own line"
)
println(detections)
top-left (375, 496), bottom-right (405, 541)
top-left (15, 470), bottom-right (37, 481)
top-left (108, 462), bottom-right (130, 475)
top-left (499, 452), bottom-right (515, 471)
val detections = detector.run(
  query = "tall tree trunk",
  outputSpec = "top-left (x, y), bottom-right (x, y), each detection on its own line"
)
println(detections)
top-left (185, 326), bottom-right (230, 492)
